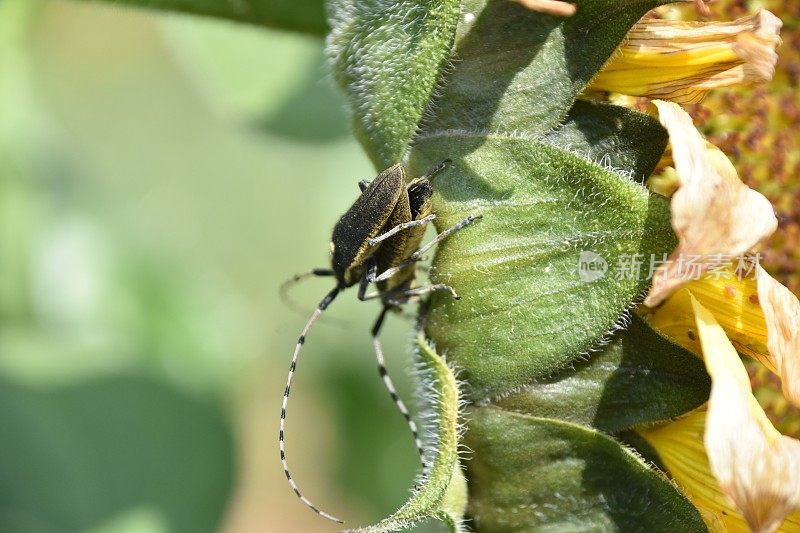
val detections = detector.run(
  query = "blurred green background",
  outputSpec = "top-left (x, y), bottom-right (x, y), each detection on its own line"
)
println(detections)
top-left (0, 0), bottom-right (438, 531)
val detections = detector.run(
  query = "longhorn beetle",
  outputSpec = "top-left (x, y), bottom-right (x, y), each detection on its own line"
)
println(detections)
top-left (280, 160), bottom-right (480, 523)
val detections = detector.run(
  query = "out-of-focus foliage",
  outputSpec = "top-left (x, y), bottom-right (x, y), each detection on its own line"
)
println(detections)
top-left (0, 1), bottom-right (443, 531)
top-left (0, 2), bottom-right (234, 530)
top-left (0, 376), bottom-right (232, 533)
top-left (162, 19), bottom-right (349, 141)
top-left (79, 0), bottom-right (327, 35)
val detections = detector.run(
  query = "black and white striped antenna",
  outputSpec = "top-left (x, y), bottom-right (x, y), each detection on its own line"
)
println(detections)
top-left (279, 285), bottom-right (344, 524)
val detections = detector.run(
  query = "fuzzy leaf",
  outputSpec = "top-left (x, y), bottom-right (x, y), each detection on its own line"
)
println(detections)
top-left (423, 0), bottom-right (669, 136)
top-left (542, 100), bottom-right (669, 183)
top-left (327, 0), bottom-right (461, 168)
top-left (495, 314), bottom-right (711, 432)
top-left (411, 141), bottom-right (676, 400)
top-left (74, 0), bottom-right (327, 35)
top-left (465, 407), bottom-right (707, 532)
top-left (348, 334), bottom-right (462, 533)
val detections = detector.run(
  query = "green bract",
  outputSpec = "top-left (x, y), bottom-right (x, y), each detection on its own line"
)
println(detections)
top-left (348, 335), bottom-right (464, 533)
top-left (465, 407), bottom-right (705, 532)
top-left (494, 315), bottom-right (711, 433)
top-left (328, 0), bottom-right (462, 167)
top-left (412, 139), bottom-right (676, 399)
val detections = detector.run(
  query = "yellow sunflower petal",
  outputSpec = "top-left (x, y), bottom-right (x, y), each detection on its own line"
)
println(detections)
top-left (643, 264), bottom-right (771, 363)
top-left (688, 269), bottom-right (772, 370)
top-left (648, 165), bottom-right (681, 198)
top-left (643, 101), bottom-right (777, 307)
top-left (692, 295), bottom-right (800, 533)
top-left (589, 10), bottom-right (781, 104)
top-left (640, 409), bottom-right (800, 533)
top-left (641, 287), bottom-right (703, 356)
top-left (644, 261), bottom-right (800, 411)
top-left (757, 265), bottom-right (800, 409)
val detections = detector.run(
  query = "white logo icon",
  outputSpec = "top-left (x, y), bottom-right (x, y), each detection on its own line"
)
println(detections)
top-left (578, 251), bottom-right (607, 283)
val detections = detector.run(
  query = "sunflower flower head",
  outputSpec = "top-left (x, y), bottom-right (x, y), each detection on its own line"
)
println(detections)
top-left (635, 95), bottom-right (800, 532)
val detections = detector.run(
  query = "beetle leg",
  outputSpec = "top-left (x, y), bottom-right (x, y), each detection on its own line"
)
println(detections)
top-left (400, 283), bottom-right (460, 301)
top-left (280, 268), bottom-right (335, 291)
top-left (374, 214), bottom-right (482, 282)
top-left (371, 307), bottom-right (427, 470)
top-left (279, 268), bottom-right (335, 310)
top-left (410, 214), bottom-right (482, 261)
top-left (357, 257), bottom-right (377, 301)
top-left (360, 291), bottom-right (383, 300)
top-left (366, 214), bottom-right (436, 247)
top-left (382, 283), bottom-right (459, 306)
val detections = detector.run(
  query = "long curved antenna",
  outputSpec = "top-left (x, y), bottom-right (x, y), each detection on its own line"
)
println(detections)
top-left (371, 307), bottom-right (426, 469)
top-left (280, 285), bottom-right (343, 524)
top-left (420, 158), bottom-right (452, 181)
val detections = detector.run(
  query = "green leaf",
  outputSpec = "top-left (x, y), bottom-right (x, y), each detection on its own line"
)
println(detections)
top-left (494, 314), bottom-right (710, 432)
top-left (411, 140), bottom-right (676, 400)
top-left (75, 0), bottom-right (327, 35)
top-left (542, 100), bottom-right (669, 183)
top-left (327, 0), bottom-right (461, 168)
top-left (349, 334), bottom-right (463, 532)
top-left (163, 21), bottom-right (350, 141)
top-left (423, 0), bottom-right (668, 136)
top-left (0, 375), bottom-right (233, 533)
top-left (616, 429), bottom-right (670, 474)
top-left (465, 407), bottom-right (707, 532)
